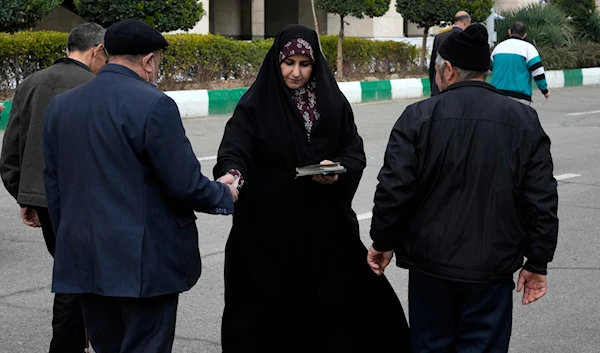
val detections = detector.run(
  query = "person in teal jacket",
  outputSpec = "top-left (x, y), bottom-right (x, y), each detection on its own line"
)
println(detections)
top-left (491, 21), bottom-right (551, 103)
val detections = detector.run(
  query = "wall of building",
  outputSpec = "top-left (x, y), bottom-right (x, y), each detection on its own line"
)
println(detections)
top-left (297, 0), bottom-right (328, 34)
top-left (325, 1), bottom-right (405, 38)
top-left (372, 3), bottom-right (404, 39)
top-left (251, 0), bottom-right (265, 39)
top-left (211, 0), bottom-right (243, 38)
top-left (265, 0), bottom-right (299, 37)
top-left (327, 13), bottom-right (375, 38)
top-left (494, 0), bottom-right (538, 13)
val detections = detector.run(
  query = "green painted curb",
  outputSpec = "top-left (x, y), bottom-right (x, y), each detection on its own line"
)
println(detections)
top-left (421, 78), bottom-right (431, 97)
top-left (360, 80), bottom-right (392, 102)
top-left (208, 88), bottom-right (247, 116)
top-left (564, 69), bottom-right (583, 87)
top-left (0, 101), bottom-right (12, 131)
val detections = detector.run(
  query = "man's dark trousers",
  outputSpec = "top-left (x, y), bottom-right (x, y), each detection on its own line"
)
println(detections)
top-left (34, 207), bottom-right (87, 353)
top-left (80, 293), bottom-right (179, 353)
top-left (409, 270), bottom-right (514, 353)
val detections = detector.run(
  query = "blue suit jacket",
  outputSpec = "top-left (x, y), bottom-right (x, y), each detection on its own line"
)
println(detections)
top-left (43, 64), bottom-right (234, 298)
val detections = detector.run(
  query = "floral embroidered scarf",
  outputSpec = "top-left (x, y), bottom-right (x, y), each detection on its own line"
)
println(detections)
top-left (279, 38), bottom-right (320, 140)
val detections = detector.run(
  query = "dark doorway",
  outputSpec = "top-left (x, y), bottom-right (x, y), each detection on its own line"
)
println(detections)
top-left (265, 0), bottom-right (299, 38)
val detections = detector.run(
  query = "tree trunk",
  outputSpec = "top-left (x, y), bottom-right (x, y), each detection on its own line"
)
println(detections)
top-left (311, 0), bottom-right (320, 35)
top-left (420, 27), bottom-right (429, 71)
top-left (311, 0), bottom-right (324, 57)
top-left (337, 15), bottom-right (344, 78)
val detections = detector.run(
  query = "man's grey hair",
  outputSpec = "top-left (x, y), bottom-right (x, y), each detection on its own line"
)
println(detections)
top-left (435, 53), bottom-right (487, 81)
top-left (67, 22), bottom-right (106, 53)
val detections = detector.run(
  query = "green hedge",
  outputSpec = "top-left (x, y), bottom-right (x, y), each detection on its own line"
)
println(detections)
top-left (3, 30), bottom-right (600, 99)
top-left (538, 42), bottom-right (600, 70)
top-left (0, 31), bottom-right (69, 98)
top-left (0, 31), bottom-right (419, 96)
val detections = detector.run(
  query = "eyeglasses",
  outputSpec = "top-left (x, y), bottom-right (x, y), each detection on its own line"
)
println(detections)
top-left (94, 43), bottom-right (110, 63)
top-left (102, 47), bottom-right (110, 63)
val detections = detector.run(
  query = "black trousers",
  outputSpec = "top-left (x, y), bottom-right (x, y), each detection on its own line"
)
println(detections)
top-left (409, 270), bottom-right (514, 353)
top-left (34, 207), bottom-right (87, 353)
top-left (80, 293), bottom-right (179, 353)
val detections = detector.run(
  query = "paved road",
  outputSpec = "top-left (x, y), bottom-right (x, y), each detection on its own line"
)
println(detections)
top-left (1, 86), bottom-right (599, 352)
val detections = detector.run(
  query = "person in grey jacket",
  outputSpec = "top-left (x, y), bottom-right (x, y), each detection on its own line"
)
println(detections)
top-left (0, 22), bottom-right (108, 353)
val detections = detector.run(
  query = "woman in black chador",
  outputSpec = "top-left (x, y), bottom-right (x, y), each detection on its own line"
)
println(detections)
top-left (214, 24), bottom-right (410, 353)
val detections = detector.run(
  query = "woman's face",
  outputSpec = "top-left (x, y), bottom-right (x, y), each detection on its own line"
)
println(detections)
top-left (280, 54), bottom-right (313, 89)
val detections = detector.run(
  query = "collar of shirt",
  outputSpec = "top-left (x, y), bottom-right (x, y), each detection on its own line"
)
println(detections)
top-left (53, 57), bottom-right (92, 73)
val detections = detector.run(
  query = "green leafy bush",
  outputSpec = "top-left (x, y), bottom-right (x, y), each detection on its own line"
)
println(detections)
top-left (73, 0), bottom-right (205, 32)
top-left (538, 42), bottom-right (600, 70)
top-left (552, 0), bottom-right (597, 34)
top-left (0, 0), bottom-right (63, 33)
top-left (495, 3), bottom-right (575, 46)
top-left (583, 12), bottom-right (600, 42)
top-left (446, 0), bottom-right (494, 23)
top-left (0, 31), bottom-right (68, 97)
top-left (396, 0), bottom-right (493, 69)
top-left (320, 35), bottom-right (420, 77)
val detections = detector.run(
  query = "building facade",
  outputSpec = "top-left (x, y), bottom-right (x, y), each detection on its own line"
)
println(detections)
top-left (35, 0), bottom-right (600, 39)
top-left (194, 0), bottom-right (543, 39)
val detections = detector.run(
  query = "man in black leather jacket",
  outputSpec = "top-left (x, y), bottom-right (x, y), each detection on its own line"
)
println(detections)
top-left (368, 24), bottom-right (558, 353)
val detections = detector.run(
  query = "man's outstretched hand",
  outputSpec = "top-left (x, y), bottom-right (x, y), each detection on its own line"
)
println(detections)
top-left (217, 174), bottom-right (239, 203)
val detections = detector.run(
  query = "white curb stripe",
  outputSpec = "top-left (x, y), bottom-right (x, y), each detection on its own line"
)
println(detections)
top-left (337, 81), bottom-right (362, 104)
top-left (391, 78), bottom-right (423, 100)
top-left (545, 71), bottom-right (565, 89)
top-left (582, 68), bottom-right (600, 86)
top-left (165, 90), bottom-right (209, 118)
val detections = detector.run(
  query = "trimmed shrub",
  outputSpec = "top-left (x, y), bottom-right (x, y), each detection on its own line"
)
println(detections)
top-left (320, 35), bottom-right (420, 78)
top-left (538, 42), bottom-right (600, 70)
top-left (0, 31), bottom-right (419, 96)
top-left (0, 31), bottom-right (68, 97)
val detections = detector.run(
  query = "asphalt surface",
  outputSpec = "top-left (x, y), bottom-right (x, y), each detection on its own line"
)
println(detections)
top-left (1, 85), bottom-right (599, 352)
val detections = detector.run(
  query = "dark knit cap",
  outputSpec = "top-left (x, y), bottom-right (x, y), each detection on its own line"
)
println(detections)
top-left (105, 19), bottom-right (169, 56)
top-left (438, 23), bottom-right (490, 72)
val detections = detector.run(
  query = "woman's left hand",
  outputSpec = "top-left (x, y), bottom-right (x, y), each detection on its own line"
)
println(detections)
top-left (312, 160), bottom-right (339, 185)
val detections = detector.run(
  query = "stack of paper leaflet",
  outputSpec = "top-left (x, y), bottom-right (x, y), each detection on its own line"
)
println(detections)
top-left (295, 162), bottom-right (347, 178)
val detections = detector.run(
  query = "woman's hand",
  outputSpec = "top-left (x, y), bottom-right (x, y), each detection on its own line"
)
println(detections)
top-left (312, 160), bottom-right (339, 185)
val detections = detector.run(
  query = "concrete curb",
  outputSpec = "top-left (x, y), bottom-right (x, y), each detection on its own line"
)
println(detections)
top-left (164, 68), bottom-right (596, 119)
top-left (1, 68), bottom-right (598, 130)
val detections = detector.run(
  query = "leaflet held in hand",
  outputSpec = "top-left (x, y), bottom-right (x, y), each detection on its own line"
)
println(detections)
top-left (295, 162), bottom-right (346, 178)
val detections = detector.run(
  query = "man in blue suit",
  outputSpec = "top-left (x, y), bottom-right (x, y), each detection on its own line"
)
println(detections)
top-left (43, 19), bottom-right (238, 353)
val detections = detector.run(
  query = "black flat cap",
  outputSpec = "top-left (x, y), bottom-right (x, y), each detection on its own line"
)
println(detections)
top-left (105, 19), bottom-right (169, 56)
top-left (438, 23), bottom-right (490, 72)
